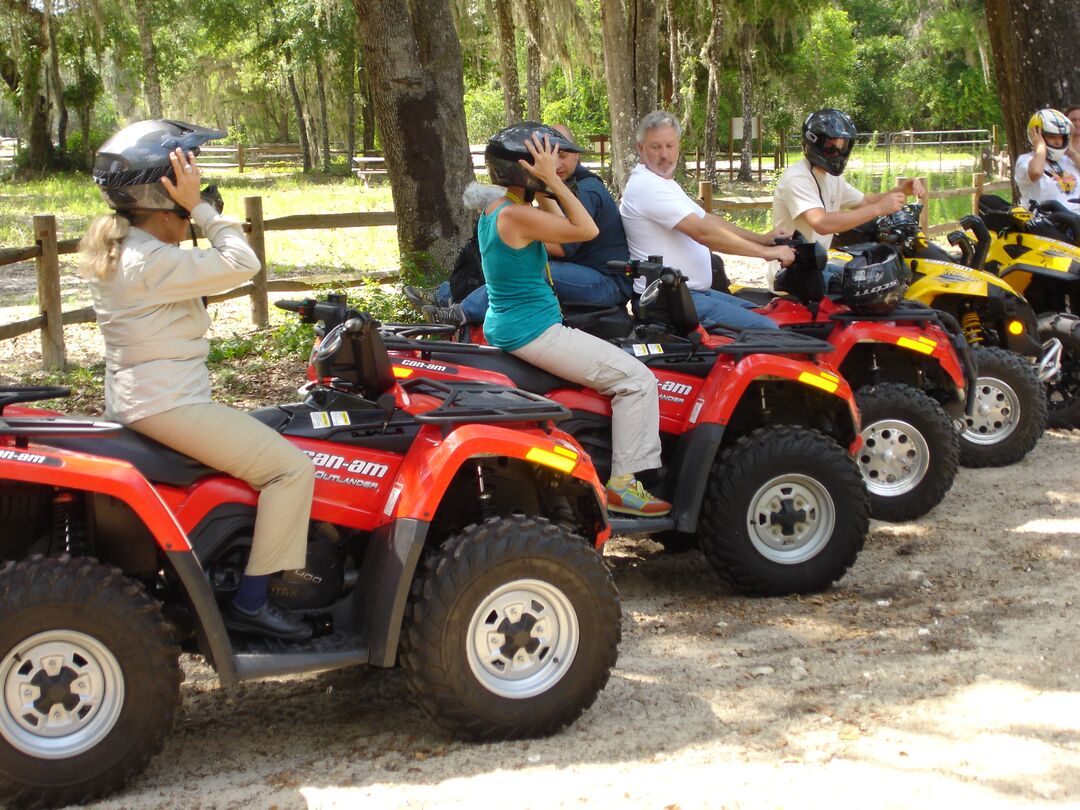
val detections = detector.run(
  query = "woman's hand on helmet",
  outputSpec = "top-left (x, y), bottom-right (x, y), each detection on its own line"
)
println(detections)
top-left (160, 147), bottom-right (203, 213)
top-left (520, 134), bottom-right (561, 188)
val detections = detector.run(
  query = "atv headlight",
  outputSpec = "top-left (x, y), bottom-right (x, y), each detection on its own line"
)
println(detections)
top-left (1007, 320), bottom-right (1025, 336)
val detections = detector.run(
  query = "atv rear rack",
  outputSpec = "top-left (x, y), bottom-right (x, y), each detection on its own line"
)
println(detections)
top-left (401, 378), bottom-right (569, 427)
top-left (0, 386), bottom-right (122, 444)
top-left (710, 328), bottom-right (836, 359)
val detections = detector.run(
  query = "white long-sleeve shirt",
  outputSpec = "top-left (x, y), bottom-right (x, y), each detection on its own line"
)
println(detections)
top-left (89, 202), bottom-right (261, 424)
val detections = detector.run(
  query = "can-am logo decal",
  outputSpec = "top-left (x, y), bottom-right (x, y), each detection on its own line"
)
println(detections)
top-left (0, 448), bottom-right (61, 467)
top-left (659, 380), bottom-right (692, 396)
top-left (303, 450), bottom-right (388, 490)
top-left (399, 358), bottom-right (453, 373)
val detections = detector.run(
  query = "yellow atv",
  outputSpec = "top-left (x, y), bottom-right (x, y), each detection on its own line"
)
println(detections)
top-left (833, 204), bottom-right (1052, 468)
top-left (966, 195), bottom-right (1080, 427)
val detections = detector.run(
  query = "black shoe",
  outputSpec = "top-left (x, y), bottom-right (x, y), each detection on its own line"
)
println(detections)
top-left (403, 284), bottom-right (438, 309)
top-left (421, 303), bottom-right (466, 327)
top-left (226, 600), bottom-right (313, 641)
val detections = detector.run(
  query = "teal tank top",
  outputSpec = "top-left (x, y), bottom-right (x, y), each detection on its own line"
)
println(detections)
top-left (477, 199), bottom-right (562, 351)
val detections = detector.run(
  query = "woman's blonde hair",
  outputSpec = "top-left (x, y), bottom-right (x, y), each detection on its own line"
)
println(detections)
top-left (78, 213), bottom-right (131, 281)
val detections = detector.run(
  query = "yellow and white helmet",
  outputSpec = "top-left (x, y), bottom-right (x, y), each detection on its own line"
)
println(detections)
top-left (1028, 108), bottom-right (1073, 161)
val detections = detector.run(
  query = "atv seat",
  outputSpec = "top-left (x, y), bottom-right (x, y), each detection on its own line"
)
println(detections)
top-left (426, 350), bottom-right (569, 396)
top-left (731, 286), bottom-right (776, 307)
top-left (39, 407), bottom-right (292, 488)
top-left (977, 194), bottom-right (1019, 232)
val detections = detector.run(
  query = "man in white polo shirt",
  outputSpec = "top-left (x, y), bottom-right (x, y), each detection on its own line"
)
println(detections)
top-left (771, 108), bottom-right (924, 287)
top-left (620, 110), bottom-right (795, 330)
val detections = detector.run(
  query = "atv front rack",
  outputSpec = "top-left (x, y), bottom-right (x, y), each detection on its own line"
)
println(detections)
top-left (401, 378), bottom-right (569, 427)
top-left (711, 328), bottom-right (836, 359)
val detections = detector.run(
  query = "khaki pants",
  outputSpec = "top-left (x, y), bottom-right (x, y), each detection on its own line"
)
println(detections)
top-left (129, 402), bottom-right (314, 575)
top-left (511, 323), bottom-right (662, 476)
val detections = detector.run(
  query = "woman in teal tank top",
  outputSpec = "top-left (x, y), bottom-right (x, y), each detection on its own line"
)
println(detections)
top-left (479, 123), bottom-right (670, 517)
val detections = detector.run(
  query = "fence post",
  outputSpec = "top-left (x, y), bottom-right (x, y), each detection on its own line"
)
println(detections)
top-left (237, 143), bottom-right (245, 173)
top-left (917, 176), bottom-right (929, 233)
top-left (244, 196), bottom-right (269, 328)
top-left (972, 172), bottom-right (985, 215)
top-left (33, 215), bottom-right (65, 370)
top-left (699, 180), bottom-right (713, 213)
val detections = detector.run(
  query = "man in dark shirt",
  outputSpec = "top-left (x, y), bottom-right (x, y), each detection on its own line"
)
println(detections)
top-left (535, 123), bottom-right (633, 307)
top-left (422, 124), bottom-right (631, 325)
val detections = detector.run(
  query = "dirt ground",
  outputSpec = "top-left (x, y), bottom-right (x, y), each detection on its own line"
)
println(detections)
top-left (3, 257), bottom-right (1080, 809)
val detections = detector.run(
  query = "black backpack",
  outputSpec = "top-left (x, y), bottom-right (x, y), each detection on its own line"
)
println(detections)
top-left (449, 226), bottom-right (485, 302)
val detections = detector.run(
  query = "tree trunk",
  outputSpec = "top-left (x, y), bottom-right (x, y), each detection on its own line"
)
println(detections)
top-left (701, 0), bottom-right (724, 184)
top-left (737, 28), bottom-right (754, 183)
top-left (359, 53), bottom-right (375, 153)
top-left (277, 97), bottom-right (291, 141)
top-left (42, 0), bottom-right (66, 156)
top-left (664, 0), bottom-right (680, 117)
top-left (4, 5), bottom-right (53, 169)
top-left (524, 0), bottom-right (541, 121)
top-left (494, 0), bottom-right (523, 125)
top-left (134, 0), bottom-right (163, 118)
top-left (599, 0), bottom-right (660, 193)
top-left (984, 0), bottom-right (1080, 174)
top-left (315, 54), bottom-right (331, 172)
top-left (345, 42), bottom-right (357, 165)
top-left (285, 52), bottom-right (312, 172)
top-left (354, 0), bottom-right (474, 275)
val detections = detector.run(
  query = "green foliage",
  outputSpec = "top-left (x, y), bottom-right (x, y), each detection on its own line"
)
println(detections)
top-left (464, 80), bottom-right (507, 144)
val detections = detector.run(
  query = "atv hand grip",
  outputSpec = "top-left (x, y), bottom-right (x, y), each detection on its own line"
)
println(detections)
top-left (274, 298), bottom-right (313, 313)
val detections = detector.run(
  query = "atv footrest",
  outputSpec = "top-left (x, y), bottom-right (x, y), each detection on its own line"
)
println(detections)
top-left (607, 515), bottom-right (677, 537)
top-left (711, 328), bottom-right (835, 358)
top-left (233, 631), bottom-right (369, 681)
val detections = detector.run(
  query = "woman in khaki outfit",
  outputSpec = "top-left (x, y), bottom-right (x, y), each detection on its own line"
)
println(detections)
top-left (80, 120), bottom-right (313, 640)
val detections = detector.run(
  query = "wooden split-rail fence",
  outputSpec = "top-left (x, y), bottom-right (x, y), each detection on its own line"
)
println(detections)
top-left (2, 171), bottom-right (1014, 371)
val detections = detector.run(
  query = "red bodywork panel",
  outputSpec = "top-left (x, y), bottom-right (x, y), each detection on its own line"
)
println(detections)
top-left (748, 297), bottom-right (966, 393)
top-left (2, 406), bottom-right (609, 552)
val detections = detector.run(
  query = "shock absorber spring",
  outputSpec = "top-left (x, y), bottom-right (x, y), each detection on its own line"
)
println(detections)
top-left (474, 461), bottom-right (495, 520)
top-left (51, 490), bottom-right (77, 554)
top-left (960, 310), bottom-right (983, 344)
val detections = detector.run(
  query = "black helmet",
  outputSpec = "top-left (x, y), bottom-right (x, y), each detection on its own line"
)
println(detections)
top-left (802, 109), bottom-right (857, 176)
top-left (93, 119), bottom-right (225, 212)
top-left (840, 244), bottom-right (909, 314)
top-left (485, 122), bottom-right (583, 193)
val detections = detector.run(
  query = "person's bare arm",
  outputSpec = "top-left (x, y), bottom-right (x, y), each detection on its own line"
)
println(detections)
top-left (497, 135), bottom-right (598, 248)
top-left (1027, 126), bottom-right (1048, 182)
top-left (675, 213), bottom-right (794, 265)
top-left (534, 194), bottom-right (568, 256)
top-left (802, 176), bottom-right (920, 236)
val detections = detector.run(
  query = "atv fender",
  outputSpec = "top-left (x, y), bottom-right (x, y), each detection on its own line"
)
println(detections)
top-left (694, 354), bottom-right (860, 446)
top-left (390, 422), bottom-right (607, 525)
top-left (357, 423), bottom-right (608, 667)
top-left (0, 444), bottom-right (238, 685)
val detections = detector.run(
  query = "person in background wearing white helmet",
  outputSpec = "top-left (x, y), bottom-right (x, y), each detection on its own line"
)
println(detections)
top-left (80, 120), bottom-right (314, 641)
top-left (1015, 108), bottom-right (1079, 214)
top-left (770, 108), bottom-right (925, 288)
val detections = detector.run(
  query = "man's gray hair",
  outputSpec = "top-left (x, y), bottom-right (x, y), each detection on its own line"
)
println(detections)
top-left (636, 110), bottom-right (681, 144)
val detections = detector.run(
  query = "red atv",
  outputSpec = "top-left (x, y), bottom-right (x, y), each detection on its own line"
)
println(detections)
top-left (0, 315), bottom-right (620, 807)
top-left (281, 285), bottom-right (871, 599)
top-left (712, 237), bottom-right (976, 522)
